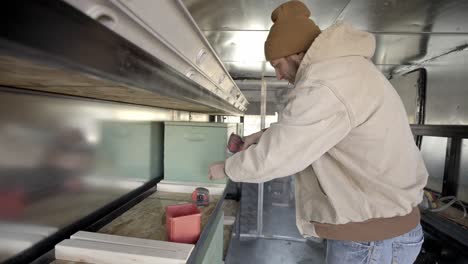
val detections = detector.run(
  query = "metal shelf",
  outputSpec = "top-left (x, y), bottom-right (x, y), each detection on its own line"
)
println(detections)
top-left (0, 0), bottom-right (246, 115)
top-left (411, 124), bottom-right (468, 138)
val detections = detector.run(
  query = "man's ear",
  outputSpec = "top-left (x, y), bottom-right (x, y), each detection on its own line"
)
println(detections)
top-left (288, 52), bottom-right (305, 63)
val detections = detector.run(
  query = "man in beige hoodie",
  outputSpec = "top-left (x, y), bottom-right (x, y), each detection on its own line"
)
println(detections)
top-left (209, 1), bottom-right (428, 263)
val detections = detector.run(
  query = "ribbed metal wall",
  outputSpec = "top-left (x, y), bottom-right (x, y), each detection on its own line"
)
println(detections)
top-left (0, 87), bottom-right (208, 261)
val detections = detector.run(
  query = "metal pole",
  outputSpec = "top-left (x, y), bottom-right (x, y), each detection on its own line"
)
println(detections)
top-left (257, 77), bottom-right (267, 236)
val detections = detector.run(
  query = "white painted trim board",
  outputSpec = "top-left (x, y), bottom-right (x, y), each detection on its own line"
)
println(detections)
top-left (71, 231), bottom-right (193, 254)
top-left (55, 239), bottom-right (189, 264)
top-left (157, 180), bottom-right (225, 195)
top-left (223, 216), bottom-right (236, 226)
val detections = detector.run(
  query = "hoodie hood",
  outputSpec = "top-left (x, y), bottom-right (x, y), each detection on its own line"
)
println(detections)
top-left (300, 22), bottom-right (376, 68)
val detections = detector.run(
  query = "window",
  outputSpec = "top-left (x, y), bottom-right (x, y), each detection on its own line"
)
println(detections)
top-left (458, 139), bottom-right (468, 203)
top-left (421, 137), bottom-right (448, 193)
top-left (243, 113), bottom-right (278, 136)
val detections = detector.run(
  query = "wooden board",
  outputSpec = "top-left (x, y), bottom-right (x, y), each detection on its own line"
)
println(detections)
top-left (55, 239), bottom-right (189, 264)
top-left (71, 231), bottom-right (193, 254)
top-left (0, 55), bottom-right (217, 113)
top-left (157, 180), bottom-right (226, 195)
top-left (223, 216), bottom-right (236, 225)
top-left (438, 206), bottom-right (468, 228)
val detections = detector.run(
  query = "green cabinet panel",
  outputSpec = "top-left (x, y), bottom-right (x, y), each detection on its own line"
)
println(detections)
top-left (192, 210), bottom-right (224, 264)
top-left (96, 121), bottom-right (164, 181)
top-left (164, 122), bottom-right (236, 184)
top-left (202, 211), bottom-right (224, 264)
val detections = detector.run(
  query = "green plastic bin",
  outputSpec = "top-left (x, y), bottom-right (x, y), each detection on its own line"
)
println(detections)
top-left (164, 122), bottom-right (237, 184)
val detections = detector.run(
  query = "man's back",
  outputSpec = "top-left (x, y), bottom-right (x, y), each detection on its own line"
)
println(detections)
top-left (292, 22), bottom-right (428, 239)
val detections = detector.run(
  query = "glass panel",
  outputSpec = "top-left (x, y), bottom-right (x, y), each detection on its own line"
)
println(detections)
top-left (243, 114), bottom-right (278, 136)
top-left (420, 136), bottom-right (448, 193)
top-left (458, 139), bottom-right (468, 203)
top-left (224, 116), bottom-right (241, 123)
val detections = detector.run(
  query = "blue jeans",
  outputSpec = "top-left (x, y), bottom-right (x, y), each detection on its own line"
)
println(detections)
top-left (326, 224), bottom-right (424, 264)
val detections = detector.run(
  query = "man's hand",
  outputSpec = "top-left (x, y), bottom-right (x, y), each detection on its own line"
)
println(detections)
top-left (241, 130), bottom-right (264, 150)
top-left (208, 161), bottom-right (227, 180)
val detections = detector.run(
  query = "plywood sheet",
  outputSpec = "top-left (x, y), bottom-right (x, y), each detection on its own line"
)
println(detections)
top-left (97, 192), bottom-right (219, 241)
top-left (51, 194), bottom-right (239, 263)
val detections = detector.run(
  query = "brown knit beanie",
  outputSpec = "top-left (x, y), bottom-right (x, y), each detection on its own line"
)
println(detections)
top-left (264, 0), bottom-right (321, 61)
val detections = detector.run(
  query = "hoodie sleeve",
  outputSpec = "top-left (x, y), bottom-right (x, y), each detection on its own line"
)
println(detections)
top-left (225, 81), bottom-right (352, 183)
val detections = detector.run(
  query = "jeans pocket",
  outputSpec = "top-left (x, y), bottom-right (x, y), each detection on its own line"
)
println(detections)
top-left (392, 234), bottom-right (424, 264)
top-left (349, 240), bottom-right (373, 249)
top-left (327, 240), bottom-right (373, 264)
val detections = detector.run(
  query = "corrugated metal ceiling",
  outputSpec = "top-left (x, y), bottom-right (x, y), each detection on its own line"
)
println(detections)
top-left (183, 0), bottom-right (468, 80)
